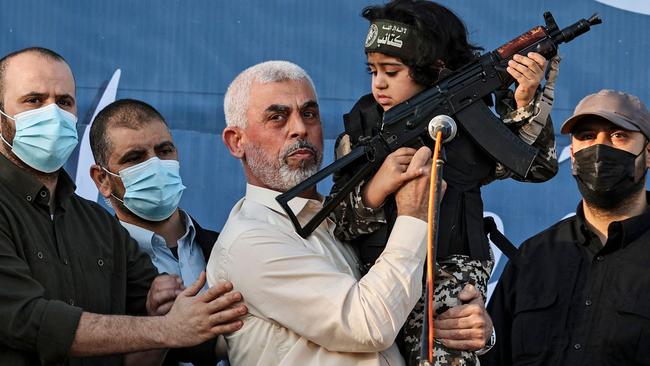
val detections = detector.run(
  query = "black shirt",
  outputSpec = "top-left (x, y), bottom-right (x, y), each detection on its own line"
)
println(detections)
top-left (0, 154), bottom-right (158, 365)
top-left (482, 195), bottom-right (650, 366)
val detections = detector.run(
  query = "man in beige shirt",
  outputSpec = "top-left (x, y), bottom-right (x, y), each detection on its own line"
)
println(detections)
top-left (207, 60), bottom-right (490, 365)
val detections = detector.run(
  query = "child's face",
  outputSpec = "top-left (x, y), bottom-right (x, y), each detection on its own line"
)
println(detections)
top-left (367, 52), bottom-right (424, 111)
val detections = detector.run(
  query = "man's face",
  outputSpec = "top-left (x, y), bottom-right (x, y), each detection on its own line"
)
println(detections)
top-left (0, 52), bottom-right (76, 146)
top-left (367, 52), bottom-right (424, 112)
top-left (571, 117), bottom-right (648, 159)
top-left (104, 120), bottom-right (178, 200)
top-left (240, 79), bottom-right (323, 192)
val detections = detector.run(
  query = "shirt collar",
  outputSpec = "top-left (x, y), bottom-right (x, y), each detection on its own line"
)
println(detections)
top-left (573, 192), bottom-right (650, 250)
top-left (245, 183), bottom-right (316, 217)
top-left (0, 153), bottom-right (76, 207)
top-left (120, 209), bottom-right (196, 256)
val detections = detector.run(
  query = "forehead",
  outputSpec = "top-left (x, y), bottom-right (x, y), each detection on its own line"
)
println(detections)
top-left (107, 120), bottom-right (171, 155)
top-left (3, 52), bottom-right (75, 97)
top-left (366, 52), bottom-right (404, 65)
top-left (571, 116), bottom-right (629, 134)
top-left (247, 79), bottom-right (316, 111)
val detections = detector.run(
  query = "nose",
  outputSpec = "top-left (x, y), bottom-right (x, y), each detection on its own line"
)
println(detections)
top-left (288, 113), bottom-right (308, 140)
top-left (594, 131), bottom-right (612, 146)
top-left (372, 73), bottom-right (387, 90)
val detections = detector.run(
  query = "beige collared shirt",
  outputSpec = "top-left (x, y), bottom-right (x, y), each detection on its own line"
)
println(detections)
top-left (207, 184), bottom-right (427, 366)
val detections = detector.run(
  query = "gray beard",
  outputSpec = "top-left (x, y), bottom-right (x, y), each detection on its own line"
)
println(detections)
top-left (244, 140), bottom-right (322, 192)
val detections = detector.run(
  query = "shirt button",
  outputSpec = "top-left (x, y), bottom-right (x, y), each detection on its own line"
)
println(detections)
top-left (596, 256), bottom-right (604, 262)
top-left (62, 258), bottom-right (69, 265)
top-left (97, 259), bottom-right (104, 267)
top-left (574, 343), bottom-right (582, 350)
top-left (40, 190), bottom-right (47, 198)
top-left (68, 298), bottom-right (75, 306)
top-left (37, 251), bottom-right (44, 259)
top-left (26, 195), bottom-right (33, 202)
top-left (585, 299), bottom-right (592, 306)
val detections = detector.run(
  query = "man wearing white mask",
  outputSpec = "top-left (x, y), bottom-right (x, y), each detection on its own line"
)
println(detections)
top-left (89, 98), bottom-right (233, 365)
top-left (0, 47), bottom-right (246, 366)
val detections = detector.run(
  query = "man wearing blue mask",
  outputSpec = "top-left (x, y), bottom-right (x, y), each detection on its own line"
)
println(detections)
top-left (0, 47), bottom-right (246, 366)
top-left (89, 98), bottom-right (231, 365)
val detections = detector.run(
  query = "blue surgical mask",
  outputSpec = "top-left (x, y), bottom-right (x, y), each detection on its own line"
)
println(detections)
top-left (104, 157), bottom-right (186, 221)
top-left (0, 103), bottom-right (78, 173)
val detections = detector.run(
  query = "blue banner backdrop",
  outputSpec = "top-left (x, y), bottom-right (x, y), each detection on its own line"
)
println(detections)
top-left (1, 0), bottom-right (649, 292)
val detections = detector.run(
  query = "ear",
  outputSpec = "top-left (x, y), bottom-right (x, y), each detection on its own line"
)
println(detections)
top-left (569, 140), bottom-right (575, 164)
top-left (645, 142), bottom-right (650, 169)
top-left (89, 164), bottom-right (112, 198)
top-left (222, 126), bottom-right (245, 159)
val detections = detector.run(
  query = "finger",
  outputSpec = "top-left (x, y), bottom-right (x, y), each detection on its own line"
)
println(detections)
top-left (406, 146), bottom-right (432, 173)
top-left (436, 313), bottom-right (486, 330)
top-left (458, 283), bottom-right (481, 303)
top-left (436, 327), bottom-right (484, 341)
top-left (155, 301), bottom-right (175, 316)
top-left (391, 147), bottom-right (419, 156)
top-left (507, 61), bottom-right (536, 82)
top-left (182, 271), bottom-right (208, 297)
top-left (209, 304), bottom-right (248, 325)
top-left (210, 320), bottom-right (244, 335)
top-left (527, 52), bottom-right (548, 68)
top-left (437, 303), bottom-right (480, 320)
top-left (400, 167), bottom-right (424, 181)
top-left (439, 338), bottom-right (485, 351)
top-left (151, 288), bottom-right (182, 307)
top-left (198, 280), bottom-right (234, 302)
top-left (208, 291), bottom-right (243, 312)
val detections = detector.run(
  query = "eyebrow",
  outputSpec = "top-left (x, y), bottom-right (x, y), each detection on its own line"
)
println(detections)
top-left (265, 104), bottom-right (291, 114)
top-left (366, 62), bottom-right (405, 67)
top-left (154, 141), bottom-right (175, 150)
top-left (21, 91), bottom-right (75, 101)
top-left (301, 100), bottom-right (318, 109)
top-left (117, 148), bottom-right (146, 164)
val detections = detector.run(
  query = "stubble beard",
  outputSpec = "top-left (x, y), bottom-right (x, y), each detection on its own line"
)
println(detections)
top-left (244, 139), bottom-right (323, 192)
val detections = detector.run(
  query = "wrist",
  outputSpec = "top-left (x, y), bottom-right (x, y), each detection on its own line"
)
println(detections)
top-left (475, 327), bottom-right (496, 356)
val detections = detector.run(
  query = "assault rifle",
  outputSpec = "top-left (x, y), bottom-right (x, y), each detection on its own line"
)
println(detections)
top-left (277, 12), bottom-right (602, 238)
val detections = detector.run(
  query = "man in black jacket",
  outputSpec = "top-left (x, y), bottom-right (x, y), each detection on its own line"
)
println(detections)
top-left (482, 89), bottom-right (650, 366)
top-left (89, 99), bottom-right (238, 365)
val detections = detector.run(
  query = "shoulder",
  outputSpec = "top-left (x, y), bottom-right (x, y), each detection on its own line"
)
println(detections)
top-left (517, 216), bottom-right (577, 261)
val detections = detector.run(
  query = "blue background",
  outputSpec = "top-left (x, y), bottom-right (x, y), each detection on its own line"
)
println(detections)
top-left (2, 0), bottom-right (649, 285)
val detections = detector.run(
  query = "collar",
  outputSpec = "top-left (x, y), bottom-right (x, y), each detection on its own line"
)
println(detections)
top-left (245, 183), bottom-right (319, 218)
top-left (573, 192), bottom-right (650, 250)
top-left (120, 208), bottom-right (197, 256)
top-left (0, 152), bottom-right (75, 207)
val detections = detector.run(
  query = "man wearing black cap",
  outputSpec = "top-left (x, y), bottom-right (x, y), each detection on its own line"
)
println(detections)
top-left (481, 89), bottom-right (650, 366)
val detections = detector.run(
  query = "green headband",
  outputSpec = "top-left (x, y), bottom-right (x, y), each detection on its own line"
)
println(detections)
top-left (364, 19), bottom-right (417, 60)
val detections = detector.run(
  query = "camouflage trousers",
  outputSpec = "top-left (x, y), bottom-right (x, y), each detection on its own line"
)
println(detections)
top-left (399, 254), bottom-right (494, 366)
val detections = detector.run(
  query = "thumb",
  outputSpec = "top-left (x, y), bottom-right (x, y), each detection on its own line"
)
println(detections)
top-left (405, 146), bottom-right (432, 174)
top-left (459, 283), bottom-right (481, 304)
top-left (181, 271), bottom-right (206, 297)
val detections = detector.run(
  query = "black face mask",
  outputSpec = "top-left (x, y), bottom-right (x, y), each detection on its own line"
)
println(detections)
top-left (572, 143), bottom-right (647, 209)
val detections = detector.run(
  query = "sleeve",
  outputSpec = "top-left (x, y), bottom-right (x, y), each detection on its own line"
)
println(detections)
top-left (165, 338), bottom-right (219, 365)
top-left (223, 216), bottom-right (427, 352)
top-left (330, 132), bottom-right (386, 242)
top-left (0, 223), bottom-right (83, 363)
top-left (479, 260), bottom-right (517, 366)
top-left (117, 221), bottom-right (159, 316)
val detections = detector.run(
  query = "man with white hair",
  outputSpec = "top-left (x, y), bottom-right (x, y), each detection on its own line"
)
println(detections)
top-left (206, 60), bottom-right (434, 365)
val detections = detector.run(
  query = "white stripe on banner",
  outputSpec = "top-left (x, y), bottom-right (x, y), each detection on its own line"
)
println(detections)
top-left (74, 69), bottom-right (122, 201)
top-left (595, 0), bottom-right (650, 16)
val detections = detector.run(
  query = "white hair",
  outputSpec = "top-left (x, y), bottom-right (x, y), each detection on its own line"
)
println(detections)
top-left (223, 60), bottom-right (317, 128)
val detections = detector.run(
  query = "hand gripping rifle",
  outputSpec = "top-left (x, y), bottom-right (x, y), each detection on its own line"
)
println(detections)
top-left (276, 12), bottom-right (602, 238)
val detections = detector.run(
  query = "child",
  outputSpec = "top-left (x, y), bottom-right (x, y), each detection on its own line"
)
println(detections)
top-left (331, 1), bottom-right (559, 364)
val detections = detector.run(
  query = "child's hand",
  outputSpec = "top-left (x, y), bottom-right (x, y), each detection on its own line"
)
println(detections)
top-left (361, 147), bottom-right (423, 208)
top-left (507, 52), bottom-right (547, 108)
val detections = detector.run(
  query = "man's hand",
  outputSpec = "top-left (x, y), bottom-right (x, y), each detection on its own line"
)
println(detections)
top-left (395, 146), bottom-right (443, 221)
top-left (362, 147), bottom-right (422, 208)
top-left (146, 274), bottom-right (184, 316)
top-left (435, 284), bottom-right (493, 351)
top-left (163, 272), bottom-right (247, 347)
top-left (507, 52), bottom-right (547, 108)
